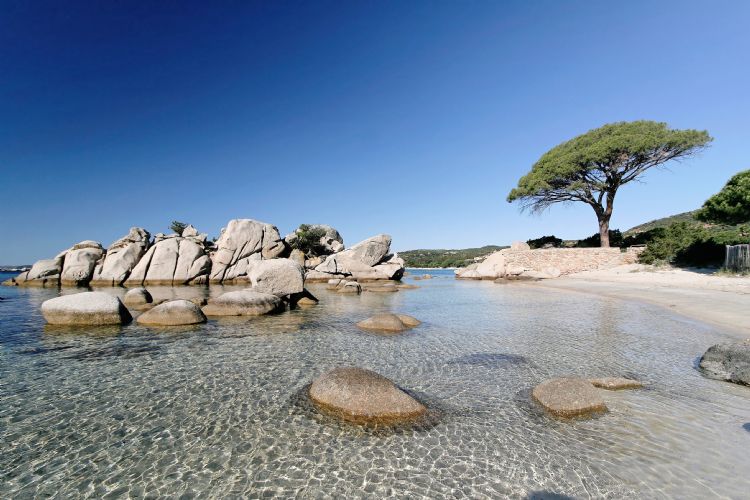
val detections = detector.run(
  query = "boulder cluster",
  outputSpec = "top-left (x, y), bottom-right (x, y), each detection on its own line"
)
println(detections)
top-left (3, 219), bottom-right (405, 289)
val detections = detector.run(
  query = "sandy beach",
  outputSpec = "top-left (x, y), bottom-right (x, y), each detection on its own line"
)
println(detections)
top-left (531, 264), bottom-right (750, 337)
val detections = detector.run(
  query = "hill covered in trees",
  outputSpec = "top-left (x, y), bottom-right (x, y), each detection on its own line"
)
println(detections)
top-left (400, 245), bottom-right (506, 268)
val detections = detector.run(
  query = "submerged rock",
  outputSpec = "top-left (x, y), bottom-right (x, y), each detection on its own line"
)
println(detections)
top-left (41, 292), bottom-right (132, 325)
top-left (123, 287), bottom-right (153, 307)
top-left (356, 313), bottom-right (421, 333)
top-left (137, 299), bottom-right (207, 326)
top-left (589, 377), bottom-right (643, 390)
top-left (309, 367), bottom-right (427, 424)
top-left (202, 290), bottom-right (282, 316)
top-left (532, 377), bottom-right (607, 418)
top-left (699, 342), bottom-right (750, 386)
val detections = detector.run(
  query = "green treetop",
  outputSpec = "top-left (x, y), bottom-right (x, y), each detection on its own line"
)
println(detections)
top-left (507, 121), bottom-right (712, 247)
top-left (695, 169), bottom-right (750, 225)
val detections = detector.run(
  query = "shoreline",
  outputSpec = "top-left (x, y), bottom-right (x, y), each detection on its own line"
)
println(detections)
top-left (527, 264), bottom-right (750, 338)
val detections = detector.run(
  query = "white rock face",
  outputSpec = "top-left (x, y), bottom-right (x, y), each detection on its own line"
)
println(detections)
top-left (373, 254), bottom-right (406, 280)
top-left (313, 234), bottom-right (400, 280)
top-left (125, 236), bottom-right (210, 285)
top-left (61, 241), bottom-right (105, 285)
top-left (41, 292), bottom-right (132, 325)
top-left (248, 259), bottom-right (305, 297)
top-left (209, 219), bottom-right (286, 282)
top-left (475, 251), bottom-right (506, 279)
top-left (91, 227), bottom-right (150, 286)
top-left (510, 241), bottom-right (531, 251)
top-left (27, 258), bottom-right (63, 281)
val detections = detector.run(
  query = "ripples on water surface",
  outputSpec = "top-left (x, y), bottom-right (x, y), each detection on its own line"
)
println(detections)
top-left (1, 269), bottom-right (749, 498)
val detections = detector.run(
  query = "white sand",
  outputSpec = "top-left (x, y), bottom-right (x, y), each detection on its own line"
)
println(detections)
top-left (530, 264), bottom-right (750, 338)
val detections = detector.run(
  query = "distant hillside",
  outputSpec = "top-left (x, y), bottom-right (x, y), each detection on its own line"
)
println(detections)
top-left (624, 211), bottom-right (698, 236)
top-left (400, 245), bottom-right (506, 268)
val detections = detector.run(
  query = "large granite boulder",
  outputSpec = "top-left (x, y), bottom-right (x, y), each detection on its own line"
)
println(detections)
top-left (356, 313), bottom-right (421, 333)
top-left (284, 224), bottom-right (344, 255)
top-left (209, 219), bottom-right (286, 283)
top-left (312, 234), bottom-right (403, 281)
top-left (125, 235), bottom-right (210, 286)
top-left (136, 299), bottom-right (207, 326)
top-left (309, 367), bottom-right (427, 424)
top-left (248, 259), bottom-right (305, 297)
top-left (41, 292), bottom-right (132, 325)
top-left (202, 290), bottom-right (282, 316)
top-left (6, 256), bottom-right (64, 286)
top-left (60, 241), bottom-right (105, 286)
top-left (475, 251), bottom-right (506, 279)
top-left (699, 341), bottom-right (750, 386)
top-left (532, 377), bottom-right (607, 418)
top-left (91, 227), bottom-right (150, 286)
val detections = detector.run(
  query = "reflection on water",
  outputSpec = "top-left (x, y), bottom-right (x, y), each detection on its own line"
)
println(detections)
top-left (1, 269), bottom-right (749, 498)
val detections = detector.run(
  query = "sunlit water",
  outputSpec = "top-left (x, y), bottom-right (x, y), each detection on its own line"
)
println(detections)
top-left (1, 269), bottom-right (749, 499)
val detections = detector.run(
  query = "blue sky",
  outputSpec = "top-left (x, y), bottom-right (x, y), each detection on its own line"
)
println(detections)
top-left (1, 1), bottom-right (748, 263)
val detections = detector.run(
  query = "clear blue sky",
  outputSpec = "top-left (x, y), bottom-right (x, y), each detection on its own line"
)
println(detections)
top-left (1, 1), bottom-right (748, 263)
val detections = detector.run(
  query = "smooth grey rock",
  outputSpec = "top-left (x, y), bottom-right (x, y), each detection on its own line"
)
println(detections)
top-left (309, 367), bottom-right (427, 424)
top-left (41, 292), bottom-right (132, 325)
top-left (202, 290), bottom-right (282, 316)
top-left (699, 342), bottom-right (750, 386)
top-left (91, 227), bottom-right (150, 286)
top-left (209, 219), bottom-right (285, 282)
top-left (125, 237), bottom-right (209, 285)
top-left (61, 241), bottom-right (105, 286)
top-left (532, 377), bottom-right (607, 418)
top-left (356, 313), bottom-right (420, 332)
top-left (137, 299), bottom-right (207, 326)
top-left (123, 287), bottom-right (153, 307)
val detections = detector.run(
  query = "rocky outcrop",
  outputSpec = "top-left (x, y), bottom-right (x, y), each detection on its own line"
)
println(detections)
top-left (248, 259), bottom-right (305, 297)
top-left (699, 341), bottom-right (750, 386)
top-left (60, 241), bottom-right (105, 286)
top-left (356, 313), bottom-right (421, 333)
top-left (327, 279), bottom-right (362, 294)
top-left (136, 299), bottom-right (207, 326)
top-left (532, 377), bottom-right (607, 418)
top-left (125, 232), bottom-right (211, 286)
top-left (91, 228), bottom-right (150, 286)
top-left (41, 292), bottom-right (132, 325)
top-left (285, 224), bottom-right (344, 255)
top-left (209, 219), bottom-right (286, 283)
top-left (202, 290), bottom-right (282, 316)
top-left (310, 234), bottom-right (404, 281)
top-left (309, 367), bottom-right (427, 424)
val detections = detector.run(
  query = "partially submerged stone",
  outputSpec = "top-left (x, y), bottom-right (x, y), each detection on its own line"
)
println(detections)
top-left (123, 287), bottom-right (153, 307)
top-left (309, 367), bottom-right (427, 424)
top-left (136, 299), bottom-right (207, 326)
top-left (248, 258), bottom-right (305, 297)
top-left (41, 292), bottom-right (132, 325)
top-left (364, 283), bottom-right (398, 293)
top-left (336, 281), bottom-right (362, 294)
top-left (699, 341), bottom-right (750, 386)
top-left (292, 289), bottom-right (319, 307)
top-left (396, 283), bottom-right (419, 289)
top-left (202, 290), bottom-right (282, 316)
top-left (356, 313), bottom-right (421, 333)
top-left (532, 377), bottom-right (607, 418)
top-left (589, 377), bottom-right (643, 390)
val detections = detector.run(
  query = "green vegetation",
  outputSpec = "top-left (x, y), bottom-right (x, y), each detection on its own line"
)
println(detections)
top-left (638, 221), bottom-right (750, 267)
top-left (507, 121), bottom-right (712, 247)
top-left (623, 211), bottom-right (698, 237)
top-left (575, 230), bottom-right (624, 248)
top-left (170, 221), bottom-right (188, 235)
top-left (289, 224), bottom-right (328, 256)
top-left (526, 235), bottom-right (562, 249)
top-left (695, 169), bottom-right (750, 224)
top-left (400, 246), bottom-right (506, 268)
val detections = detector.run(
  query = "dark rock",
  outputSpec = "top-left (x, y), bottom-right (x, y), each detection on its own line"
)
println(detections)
top-left (699, 341), bottom-right (750, 386)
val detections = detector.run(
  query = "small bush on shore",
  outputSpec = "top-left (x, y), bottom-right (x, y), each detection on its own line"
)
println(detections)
top-left (290, 224), bottom-right (328, 257)
top-left (575, 230), bottom-right (623, 248)
top-left (638, 221), bottom-right (750, 267)
top-left (527, 235), bottom-right (562, 249)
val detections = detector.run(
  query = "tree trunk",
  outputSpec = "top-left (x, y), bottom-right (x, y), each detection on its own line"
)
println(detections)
top-left (598, 216), bottom-right (610, 247)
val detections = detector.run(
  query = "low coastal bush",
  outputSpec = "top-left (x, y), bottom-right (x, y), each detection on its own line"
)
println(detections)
top-left (638, 221), bottom-right (750, 267)
top-left (527, 235), bottom-right (562, 249)
top-left (170, 221), bottom-right (188, 236)
top-left (575, 230), bottom-right (624, 248)
top-left (290, 224), bottom-right (328, 256)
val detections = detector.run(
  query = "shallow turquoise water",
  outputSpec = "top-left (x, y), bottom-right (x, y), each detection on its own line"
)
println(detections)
top-left (1, 269), bottom-right (749, 498)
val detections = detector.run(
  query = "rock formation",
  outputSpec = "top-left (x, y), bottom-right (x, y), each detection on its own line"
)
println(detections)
top-left (201, 290), bottom-right (282, 316)
top-left (123, 287), bottom-right (153, 307)
top-left (91, 228), bottom-right (150, 286)
top-left (310, 234), bottom-right (404, 281)
top-left (284, 224), bottom-right (344, 255)
top-left (248, 259), bottom-right (304, 297)
top-left (532, 377), bottom-right (607, 418)
top-left (41, 292), bottom-right (132, 325)
top-left (699, 341), bottom-right (750, 386)
top-left (356, 313), bottom-right (421, 333)
top-left (125, 232), bottom-right (211, 286)
top-left (209, 219), bottom-right (286, 283)
top-left (309, 367), bottom-right (427, 424)
top-left (136, 299), bottom-right (207, 326)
